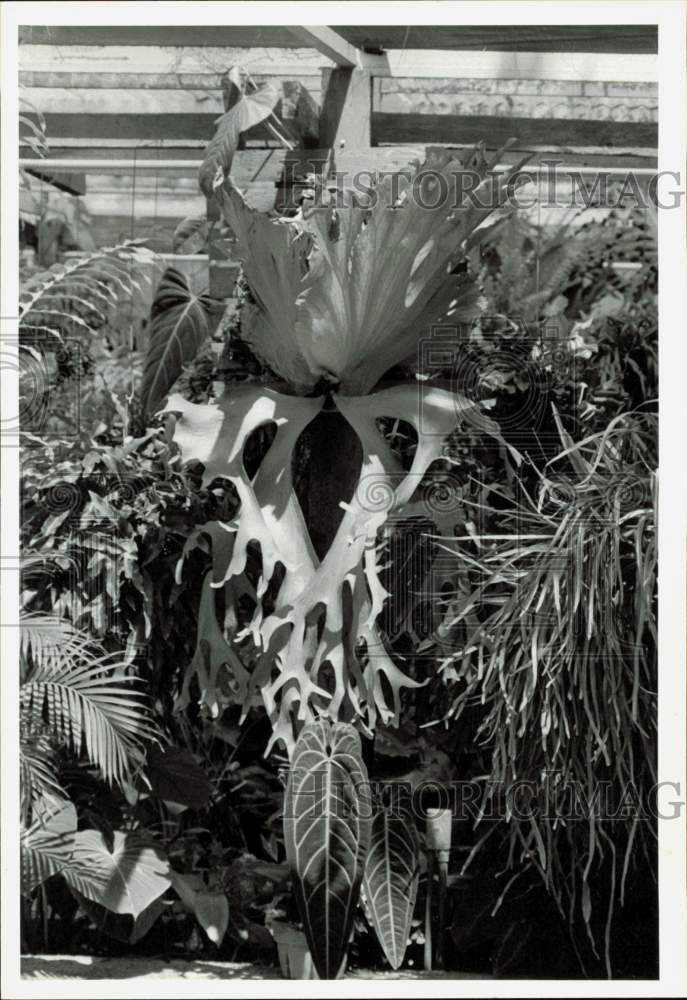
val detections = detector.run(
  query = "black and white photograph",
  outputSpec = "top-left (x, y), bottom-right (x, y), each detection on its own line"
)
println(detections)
top-left (1, 2), bottom-right (685, 996)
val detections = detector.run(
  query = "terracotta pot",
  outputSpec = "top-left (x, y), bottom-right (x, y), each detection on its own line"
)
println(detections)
top-left (269, 921), bottom-right (317, 979)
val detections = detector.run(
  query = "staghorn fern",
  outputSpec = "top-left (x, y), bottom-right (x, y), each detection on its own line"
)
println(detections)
top-left (167, 144), bottom-right (524, 754)
top-left (20, 613), bottom-right (160, 813)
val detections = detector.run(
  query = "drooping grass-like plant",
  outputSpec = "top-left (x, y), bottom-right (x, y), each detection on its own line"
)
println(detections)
top-left (436, 409), bottom-right (657, 974)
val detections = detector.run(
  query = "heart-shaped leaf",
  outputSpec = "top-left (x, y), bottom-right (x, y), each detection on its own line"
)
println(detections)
top-left (145, 745), bottom-right (213, 810)
top-left (363, 804), bottom-right (420, 969)
top-left (199, 67), bottom-right (278, 199)
top-left (140, 267), bottom-right (212, 420)
top-left (62, 830), bottom-right (170, 919)
top-left (284, 720), bottom-right (371, 979)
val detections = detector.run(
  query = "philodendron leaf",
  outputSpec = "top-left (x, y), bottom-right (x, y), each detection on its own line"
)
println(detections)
top-left (363, 805), bottom-right (420, 969)
top-left (169, 871), bottom-right (229, 946)
top-left (194, 892), bottom-right (229, 945)
top-left (20, 796), bottom-right (77, 895)
top-left (284, 720), bottom-right (372, 979)
top-left (199, 67), bottom-right (278, 199)
top-left (140, 267), bottom-right (212, 420)
top-left (62, 830), bottom-right (170, 919)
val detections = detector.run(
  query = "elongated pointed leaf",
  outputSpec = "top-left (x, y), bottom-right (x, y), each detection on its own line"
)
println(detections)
top-left (21, 797), bottom-right (77, 895)
top-left (194, 892), bottom-right (229, 945)
top-left (140, 267), bottom-right (212, 420)
top-left (363, 805), bottom-right (420, 969)
top-left (284, 721), bottom-right (371, 979)
top-left (62, 830), bottom-right (170, 919)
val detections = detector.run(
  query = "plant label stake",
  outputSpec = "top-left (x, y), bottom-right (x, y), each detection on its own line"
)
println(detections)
top-left (424, 808), bottom-right (452, 971)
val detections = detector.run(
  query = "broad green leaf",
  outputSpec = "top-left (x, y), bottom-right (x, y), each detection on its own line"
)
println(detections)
top-left (20, 796), bottom-right (77, 895)
top-left (62, 830), bottom-right (171, 919)
top-left (194, 892), bottom-right (229, 945)
top-left (363, 805), bottom-right (420, 969)
top-left (284, 721), bottom-right (371, 979)
top-left (140, 267), bottom-right (212, 420)
top-left (169, 870), bottom-right (203, 911)
top-left (199, 67), bottom-right (278, 199)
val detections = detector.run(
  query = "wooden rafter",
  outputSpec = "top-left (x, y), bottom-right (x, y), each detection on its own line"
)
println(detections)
top-left (285, 26), bottom-right (385, 70)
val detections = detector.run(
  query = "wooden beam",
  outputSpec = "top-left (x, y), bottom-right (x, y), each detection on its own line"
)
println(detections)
top-left (333, 25), bottom-right (658, 53)
top-left (20, 146), bottom-right (659, 178)
top-left (18, 26), bottom-right (316, 47)
top-left (21, 112), bottom-right (287, 142)
top-left (17, 42), bottom-right (656, 83)
top-left (18, 44), bottom-right (332, 75)
top-left (372, 50), bottom-right (656, 83)
top-left (19, 70), bottom-right (322, 92)
top-left (286, 26), bottom-right (387, 71)
top-left (372, 112), bottom-right (657, 150)
top-left (319, 68), bottom-right (372, 149)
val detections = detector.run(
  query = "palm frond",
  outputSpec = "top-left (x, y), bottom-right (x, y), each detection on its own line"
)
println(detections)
top-left (21, 613), bottom-right (160, 787)
top-left (20, 732), bottom-right (64, 823)
top-left (19, 242), bottom-right (163, 347)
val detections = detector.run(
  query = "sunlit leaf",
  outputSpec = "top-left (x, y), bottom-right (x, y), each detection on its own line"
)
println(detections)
top-left (62, 830), bottom-right (170, 919)
top-left (363, 804), bottom-right (420, 969)
top-left (284, 721), bottom-right (371, 978)
top-left (199, 67), bottom-right (278, 199)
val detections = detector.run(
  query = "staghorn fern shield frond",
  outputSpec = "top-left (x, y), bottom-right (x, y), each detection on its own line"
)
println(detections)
top-left (218, 145), bottom-right (528, 394)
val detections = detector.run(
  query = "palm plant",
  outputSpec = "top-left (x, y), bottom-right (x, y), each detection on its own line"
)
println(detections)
top-left (20, 612), bottom-right (159, 824)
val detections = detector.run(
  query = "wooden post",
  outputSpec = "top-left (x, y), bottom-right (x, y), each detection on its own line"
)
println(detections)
top-left (319, 67), bottom-right (372, 151)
